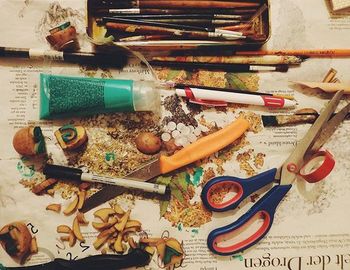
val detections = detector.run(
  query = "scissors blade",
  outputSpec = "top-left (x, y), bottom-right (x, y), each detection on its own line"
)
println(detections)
top-left (80, 159), bottom-right (161, 213)
top-left (280, 90), bottom-right (344, 185)
top-left (309, 102), bottom-right (350, 154)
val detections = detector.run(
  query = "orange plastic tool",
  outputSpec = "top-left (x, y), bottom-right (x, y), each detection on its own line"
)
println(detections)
top-left (81, 118), bottom-right (250, 212)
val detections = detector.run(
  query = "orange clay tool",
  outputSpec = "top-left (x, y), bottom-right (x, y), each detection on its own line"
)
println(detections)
top-left (81, 118), bottom-right (250, 212)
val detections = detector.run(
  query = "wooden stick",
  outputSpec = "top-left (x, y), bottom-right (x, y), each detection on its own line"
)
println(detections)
top-left (235, 49), bottom-right (350, 57)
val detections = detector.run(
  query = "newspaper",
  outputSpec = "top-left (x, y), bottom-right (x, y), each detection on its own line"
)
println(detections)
top-left (330, 0), bottom-right (350, 11)
top-left (0, 1), bottom-right (350, 269)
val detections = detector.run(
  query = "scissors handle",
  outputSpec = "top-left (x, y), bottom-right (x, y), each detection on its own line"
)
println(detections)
top-left (207, 184), bottom-right (291, 256)
top-left (201, 168), bottom-right (277, 212)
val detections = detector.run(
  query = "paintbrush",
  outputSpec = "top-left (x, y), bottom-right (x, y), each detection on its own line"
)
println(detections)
top-left (0, 47), bottom-right (128, 68)
top-left (110, 14), bottom-right (247, 20)
top-left (119, 35), bottom-right (175, 41)
top-left (118, 33), bottom-right (257, 41)
top-left (151, 55), bottom-right (305, 65)
top-left (262, 110), bottom-right (350, 127)
top-left (149, 61), bottom-right (289, 72)
top-left (235, 49), bottom-right (350, 57)
top-left (100, 17), bottom-right (243, 34)
top-left (105, 22), bottom-right (245, 40)
top-left (94, 8), bottom-right (258, 15)
top-left (120, 18), bottom-right (242, 26)
top-left (94, 0), bottom-right (260, 9)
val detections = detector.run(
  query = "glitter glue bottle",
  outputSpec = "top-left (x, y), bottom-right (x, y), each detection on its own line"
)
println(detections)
top-left (39, 73), bottom-right (160, 119)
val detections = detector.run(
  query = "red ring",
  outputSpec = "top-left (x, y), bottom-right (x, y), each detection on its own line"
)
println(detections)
top-left (299, 150), bottom-right (335, 183)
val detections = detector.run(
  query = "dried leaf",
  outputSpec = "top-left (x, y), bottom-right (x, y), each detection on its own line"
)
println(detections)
top-left (225, 73), bottom-right (251, 90)
top-left (173, 172), bottom-right (188, 191)
top-left (156, 176), bottom-right (171, 186)
top-left (169, 183), bottom-right (185, 203)
top-left (166, 70), bottom-right (182, 81)
top-left (159, 200), bottom-right (169, 217)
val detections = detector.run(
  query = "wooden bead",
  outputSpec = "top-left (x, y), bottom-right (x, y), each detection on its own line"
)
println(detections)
top-left (12, 126), bottom-right (46, 156)
top-left (135, 132), bottom-right (161, 155)
top-left (54, 124), bottom-right (88, 150)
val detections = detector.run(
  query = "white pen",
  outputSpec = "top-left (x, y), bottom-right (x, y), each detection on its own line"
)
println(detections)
top-left (43, 164), bottom-right (167, 195)
top-left (176, 87), bottom-right (297, 108)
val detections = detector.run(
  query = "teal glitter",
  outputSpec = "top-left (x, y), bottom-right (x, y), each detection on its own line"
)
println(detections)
top-left (191, 229), bottom-right (199, 237)
top-left (185, 168), bottom-right (203, 186)
top-left (16, 158), bottom-right (35, 178)
top-left (59, 125), bottom-right (77, 142)
top-left (105, 152), bottom-right (115, 161)
top-left (33, 126), bottom-right (46, 154)
top-left (49, 76), bottom-right (105, 115)
top-left (233, 254), bottom-right (244, 261)
top-left (192, 167), bottom-right (203, 186)
top-left (185, 173), bottom-right (192, 186)
top-left (40, 74), bottom-right (135, 119)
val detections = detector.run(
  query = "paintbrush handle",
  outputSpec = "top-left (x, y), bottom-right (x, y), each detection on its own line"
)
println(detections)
top-left (152, 55), bottom-right (304, 65)
top-left (94, 0), bottom-right (259, 9)
top-left (149, 61), bottom-right (289, 72)
top-left (236, 49), bottom-right (350, 57)
top-left (219, 23), bottom-right (252, 31)
top-left (105, 22), bottom-right (243, 40)
top-left (111, 14), bottom-right (245, 20)
top-left (106, 22), bottom-right (196, 35)
top-left (95, 8), bottom-right (258, 15)
top-left (137, 0), bottom-right (260, 9)
top-left (102, 17), bottom-right (213, 31)
top-left (0, 47), bottom-right (127, 68)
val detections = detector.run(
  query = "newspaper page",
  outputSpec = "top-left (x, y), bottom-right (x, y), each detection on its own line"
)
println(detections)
top-left (0, 1), bottom-right (350, 270)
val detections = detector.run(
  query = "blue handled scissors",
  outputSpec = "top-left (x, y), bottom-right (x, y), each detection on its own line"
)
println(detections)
top-left (201, 91), bottom-right (350, 256)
